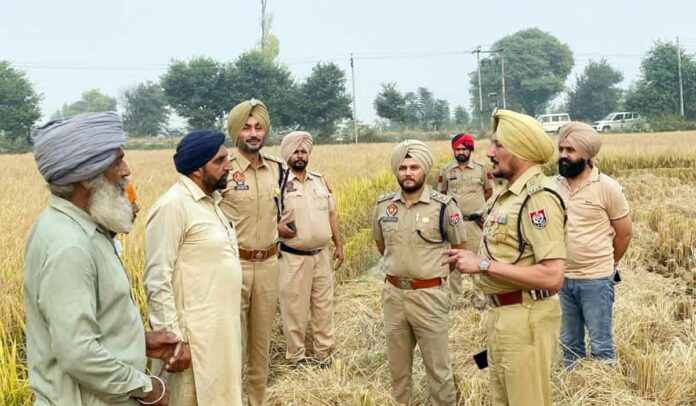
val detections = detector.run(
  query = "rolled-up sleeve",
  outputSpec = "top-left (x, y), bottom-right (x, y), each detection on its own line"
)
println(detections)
top-left (38, 246), bottom-right (151, 401)
top-left (144, 197), bottom-right (187, 340)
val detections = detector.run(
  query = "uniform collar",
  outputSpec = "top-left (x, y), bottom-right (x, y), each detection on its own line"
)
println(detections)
top-left (234, 150), bottom-right (268, 170)
top-left (179, 175), bottom-right (221, 204)
top-left (393, 184), bottom-right (432, 204)
top-left (49, 195), bottom-right (99, 238)
top-left (449, 159), bottom-right (475, 170)
top-left (287, 170), bottom-right (315, 183)
top-left (508, 165), bottom-right (544, 196)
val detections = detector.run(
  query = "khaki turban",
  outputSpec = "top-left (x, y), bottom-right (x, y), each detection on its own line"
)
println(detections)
top-left (390, 139), bottom-right (433, 176)
top-left (32, 112), bottom-right (125, 185)
top-left (558, 122), bottom-right (602, 159)
top-left (280, 131), bottom-right (313, 162)
top-left (226, 99), bottom-right (271, 144)
top-left (492, 109), bottom-right (555, 164)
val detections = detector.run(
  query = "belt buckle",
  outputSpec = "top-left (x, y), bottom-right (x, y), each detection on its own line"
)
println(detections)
top-left (397, 278), bottom-right (411, 290)
top-left (487, 294), bottom-right (501, 307)
top-left (254, 250), bottom-right (265, 260)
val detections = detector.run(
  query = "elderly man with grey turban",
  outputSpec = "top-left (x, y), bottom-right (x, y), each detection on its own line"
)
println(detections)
top-left (24, 112), bottom-right (182, 405)
top-left (276, 131), bottom-right (343, 368)
top-left (555, 122), bottom-right (632, 370)
top-left (372, 139), bottom-right (467, 405)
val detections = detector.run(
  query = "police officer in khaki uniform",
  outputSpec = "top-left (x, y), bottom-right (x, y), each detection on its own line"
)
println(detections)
top-left (221, 99), bottom-right (283, 406)
top-left (373, 140), bottom-right (467, 406)
top-left (437, 133), bottom-right (493, 298)
top-left (276, 131), bottom-right (344, 366)
top-left (445, 110), bottom-right (566, 406)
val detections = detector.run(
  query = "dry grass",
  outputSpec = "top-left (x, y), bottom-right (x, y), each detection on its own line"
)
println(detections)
top-left (2, 131), bottom-right (696, 405)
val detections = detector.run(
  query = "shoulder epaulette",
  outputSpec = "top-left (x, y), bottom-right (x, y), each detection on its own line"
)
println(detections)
top-left (526, 179), bottom-right (543, 195)
top-left (473, 159), bottom-right (485, 167)
top-left (261, 153), bottom-right (284, 165)
top-left (429, 190), bottom-right (451, 204)
top-left (309, 171), bottom-right (323, 178)
top-left (377, 192), bottom-right (397, 203)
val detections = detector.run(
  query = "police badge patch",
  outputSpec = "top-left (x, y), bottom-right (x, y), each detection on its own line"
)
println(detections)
top-left (529, 209), bottom-right (547, 229)
top-left (448, 213), bottom-right (461, 225)
top-left (232, 171), bottom-right (249, 190)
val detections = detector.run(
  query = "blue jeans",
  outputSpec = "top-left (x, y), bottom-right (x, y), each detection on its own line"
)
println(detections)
top-left (559, 276), bottom-right (615, 369)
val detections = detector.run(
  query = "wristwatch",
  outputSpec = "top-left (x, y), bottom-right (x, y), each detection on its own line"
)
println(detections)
top-left (478, 258), bottom-right (491, 274)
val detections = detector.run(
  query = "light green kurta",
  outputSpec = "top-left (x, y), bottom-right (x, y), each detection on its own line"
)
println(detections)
top-left (24, 195), bottom-right (151, 405)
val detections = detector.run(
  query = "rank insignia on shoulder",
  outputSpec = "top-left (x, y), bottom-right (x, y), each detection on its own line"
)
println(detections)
top-left (377, 192), bottom-right (397, 202)
top-left (527, 181), bottom-right (542, 195)
top-left (529, 209), bottom-right (547, 229)
top-left (449, 212), bottom-right (461, 225)
top-left (429, 191), bottom-right (450, 204)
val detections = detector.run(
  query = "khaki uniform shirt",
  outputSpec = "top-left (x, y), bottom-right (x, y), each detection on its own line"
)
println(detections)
top-left (24, 196), bottom-right (151, 405)
top-left (555, 166), bottom-right (630, 279)
top-left (144, 175), bottom-right (243, 404)
top-left (475, 165), bottom-right (567, 294)
top-left (280, 170), bottom-right (336, 251)
top-left (372, 185), bottom-right (467, 279)
top-left (437, 159), bottom-right (492, 216)
top-left (220, 151), bottom-right (284, 250)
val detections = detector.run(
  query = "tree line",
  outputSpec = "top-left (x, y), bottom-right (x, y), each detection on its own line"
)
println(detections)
top-left (2, 28), bottom-right (696, 144)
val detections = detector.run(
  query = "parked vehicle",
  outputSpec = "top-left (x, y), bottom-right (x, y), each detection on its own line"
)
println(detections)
top-left (593, 112), bottom-right (640, 132)
top-left (537, 113), bottom-right (571, 133)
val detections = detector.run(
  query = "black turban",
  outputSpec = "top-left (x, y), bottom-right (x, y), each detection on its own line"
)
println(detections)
top-left (173, 129), bottom-right (226, 175)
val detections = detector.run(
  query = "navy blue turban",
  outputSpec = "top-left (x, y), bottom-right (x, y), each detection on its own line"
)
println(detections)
top-left (173, 129), bottom-right (226, 174)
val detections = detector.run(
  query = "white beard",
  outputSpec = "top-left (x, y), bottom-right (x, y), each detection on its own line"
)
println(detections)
top-left (87, 175), bottom-right (134, 234)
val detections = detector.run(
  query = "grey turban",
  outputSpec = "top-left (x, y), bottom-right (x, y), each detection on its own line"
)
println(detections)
top-left (32, 112), bottom-right (126, 185)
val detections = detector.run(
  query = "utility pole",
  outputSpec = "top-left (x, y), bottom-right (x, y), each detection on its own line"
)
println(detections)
top-left (500, 49), bottom-right (507, 109)
top-left (677, 37), bottom-right (685, 117)
top-left (473, 46), bottom-right (507, 126)
top-left (350, 53), bottom-right (358, 144)
top-left (473, 46), bottom-right (484, 128)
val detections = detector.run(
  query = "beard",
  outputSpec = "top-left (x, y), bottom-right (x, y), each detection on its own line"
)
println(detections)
top-left (87, 175), bottom-right (134, 234)
top-left (398, 176), bottom-right (425, 193)
top-left (455, 154), bottom-right (470, 163)
top-left (558, 158), bottom-right (587, 178)
top-left (203, 169), bottom-right (229, 191)
top-left (238, 136), bottom-right (264, 153)
top-left (290, 159), bottom-right (307, 171)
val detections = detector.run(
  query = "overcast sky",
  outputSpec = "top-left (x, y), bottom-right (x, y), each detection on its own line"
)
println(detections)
top-left (2, 0), bottom-right (695, 125)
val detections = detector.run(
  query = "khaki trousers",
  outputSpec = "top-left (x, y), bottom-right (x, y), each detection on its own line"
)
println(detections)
top-left (279, 248), bottom-right (335, 361)
top-left (486, 294), bottom-right (561, 406)
top-left (382, 282), bottom-right (456, 406)
top-left (450, 221), bottom-right (484, 300)
top-left (240, 257), bottom-right (279, 406)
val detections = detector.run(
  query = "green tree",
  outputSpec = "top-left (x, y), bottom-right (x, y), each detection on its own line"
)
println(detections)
top-left (625, 41), bottom-right (696, 119)
top-left (432, 99), bottom-right (450, 131)
top-left (161, 57), bottom-right (231, 129)
top-left (257, 0), bottom-right (280, 60)
top-left (416, 87), bottom-right (436, 130)
top-left (470, 28), bottom-right (574, 118)
top-left (296, 62), bottom-right (352, 138)
top-left (55, 89), bottom-right (117, 118)
top-left (122, 81), bottom-right (169, 137)
top-left (374, 82), bottom-right (406, 128)
top-left (567, 60), bottom-right (623, 122)
top-left (453, 105), bottom-right (470, 128)
top-left (0, 61), bottom-right (41, 140)
top-left (403, 92), bottom-right (420, 130)
top-left (230, 50), bottom-right (297, 127)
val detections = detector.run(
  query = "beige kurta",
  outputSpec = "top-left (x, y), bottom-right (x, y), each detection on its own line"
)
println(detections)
top-left (145, 175), bottom-right (243, 405)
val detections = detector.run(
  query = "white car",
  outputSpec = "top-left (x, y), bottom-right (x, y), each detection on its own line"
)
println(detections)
top-left (537, 113), bottom-right (571, 133)
top-left (593, 112), bottom-right (640, 132)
